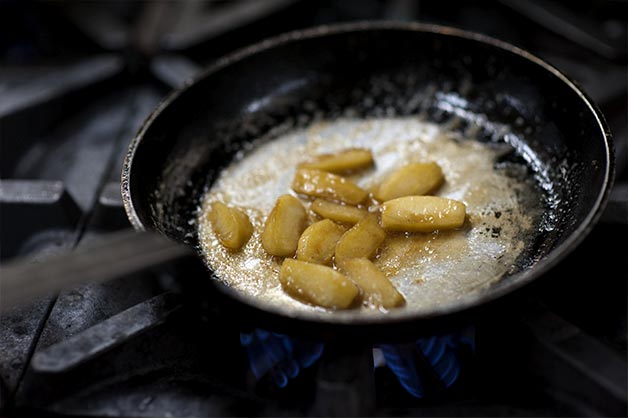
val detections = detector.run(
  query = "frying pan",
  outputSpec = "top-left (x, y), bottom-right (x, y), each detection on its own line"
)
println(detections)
top-left (4, 22), bottom-right (614, 340)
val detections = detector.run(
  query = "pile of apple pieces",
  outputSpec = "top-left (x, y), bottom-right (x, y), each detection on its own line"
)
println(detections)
top-left (208, 148), bottom-right (466, 311)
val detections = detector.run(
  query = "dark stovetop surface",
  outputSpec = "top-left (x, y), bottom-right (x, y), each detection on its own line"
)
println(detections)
top-left (1, 1), bottom-right (626, 416)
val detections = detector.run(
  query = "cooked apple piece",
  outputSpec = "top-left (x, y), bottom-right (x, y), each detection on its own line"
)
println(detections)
top-left (374, 162), bottom-right (444, 201)
top-left (296, 219), bottom-right (347, 265)
top-left (298, 148), bottom-right (374, 174)
top-left (207, 201), bottom-right (254, 250)
top-left (292, 169), bottom-right (368, 205)
top-left (335, 215), bottom-right (386, 263)
top-left (381, 196), bottom-right (466, 232)
top-left (310, 199), bottom-right (368, 225)
top-left (261, 194), bottom-right (307, 257)
top-left (279, 259), bottom-right (359, 309)
top-left (338, 258), bottom-right (405, 309)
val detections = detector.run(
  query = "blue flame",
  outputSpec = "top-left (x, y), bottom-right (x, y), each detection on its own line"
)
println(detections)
top-left (240, 326), bottom-right (473, 393)
top-left (380, 343), bottom-right (425, 398)
top-left (379, 327), bottom-right (474, 398)
top-left (240, 329), bottom-right (324, 388)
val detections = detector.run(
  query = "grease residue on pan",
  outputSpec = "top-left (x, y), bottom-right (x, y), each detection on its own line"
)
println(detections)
top-left (197, 117), bottom-right (544, 317)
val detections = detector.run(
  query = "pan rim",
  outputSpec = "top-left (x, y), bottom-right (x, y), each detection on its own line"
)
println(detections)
top-left (121, 21), bottom-right (614, 326)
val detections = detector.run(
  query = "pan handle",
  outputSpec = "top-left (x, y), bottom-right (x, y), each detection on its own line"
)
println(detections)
top-left (0, 229), bottom-right (194, 311)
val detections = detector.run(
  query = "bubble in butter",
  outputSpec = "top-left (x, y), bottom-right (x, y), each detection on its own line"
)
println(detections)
top-left (197, 118), bottom-right (543, 318)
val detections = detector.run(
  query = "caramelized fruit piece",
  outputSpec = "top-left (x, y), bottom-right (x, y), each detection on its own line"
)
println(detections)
top-left (292, 169), bottom-right (368, 205)
top-left (338, 258), bottom-right (405, 309)
top-left (381, 196), bottom-right (466, 232)
top-left (335, 215), bottom-right (386, 262)
top-left (261, 194), bottom-right (307, 257)
top-left (374, 162), bottom-right (444, 202)
top-left (310, 199), bottom-right (368, 225)
top-left (279, 259), bottom-right (358, 309)
top-left (298, 148), bottom-right (374, 174)
top-left (296, 219), bottom-right (347, 265)
top-left (207, 201), bottom-right (253, 250)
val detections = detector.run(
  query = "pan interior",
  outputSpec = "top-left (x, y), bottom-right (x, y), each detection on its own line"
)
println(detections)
top-left (128, 25), bottom-right (611, 323)
top-left (196, 116), bottom-right (546, 320)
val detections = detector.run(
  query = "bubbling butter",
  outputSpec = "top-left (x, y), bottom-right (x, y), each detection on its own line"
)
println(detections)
top-left (197, 118), bottom-right (543, 317)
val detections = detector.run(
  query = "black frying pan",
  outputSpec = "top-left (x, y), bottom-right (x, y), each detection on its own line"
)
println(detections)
top-left (121, 21), bottom-right (613, 337)
top-left (5, 22), bottom-right (614, 340)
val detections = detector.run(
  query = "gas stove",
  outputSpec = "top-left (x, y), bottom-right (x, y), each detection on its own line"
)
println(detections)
top-left (1, 1), bottom-right (626, 416)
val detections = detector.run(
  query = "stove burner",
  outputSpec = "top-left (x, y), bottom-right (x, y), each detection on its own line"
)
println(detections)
top-left (240, 329), bottom-right (323, 388)
top-left (240, 326), bottom-right (473, 400)
top-left (379, 330), bottom-right (473, 398)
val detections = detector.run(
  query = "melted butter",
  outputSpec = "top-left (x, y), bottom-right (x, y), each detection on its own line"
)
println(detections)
top-left (197, 118), bottom-right (543, 317)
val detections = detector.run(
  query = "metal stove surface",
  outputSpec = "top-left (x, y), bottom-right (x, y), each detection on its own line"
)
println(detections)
top-left (1, 1), bottom-right (626, 417)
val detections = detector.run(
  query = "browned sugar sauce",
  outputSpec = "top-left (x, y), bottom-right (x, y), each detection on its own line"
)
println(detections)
top-left (197, 118), bottom-right (541, 318)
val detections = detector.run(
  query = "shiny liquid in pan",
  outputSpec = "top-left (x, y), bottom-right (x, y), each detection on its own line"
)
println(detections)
top-left (197, 118), bottom-right (543, 318)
